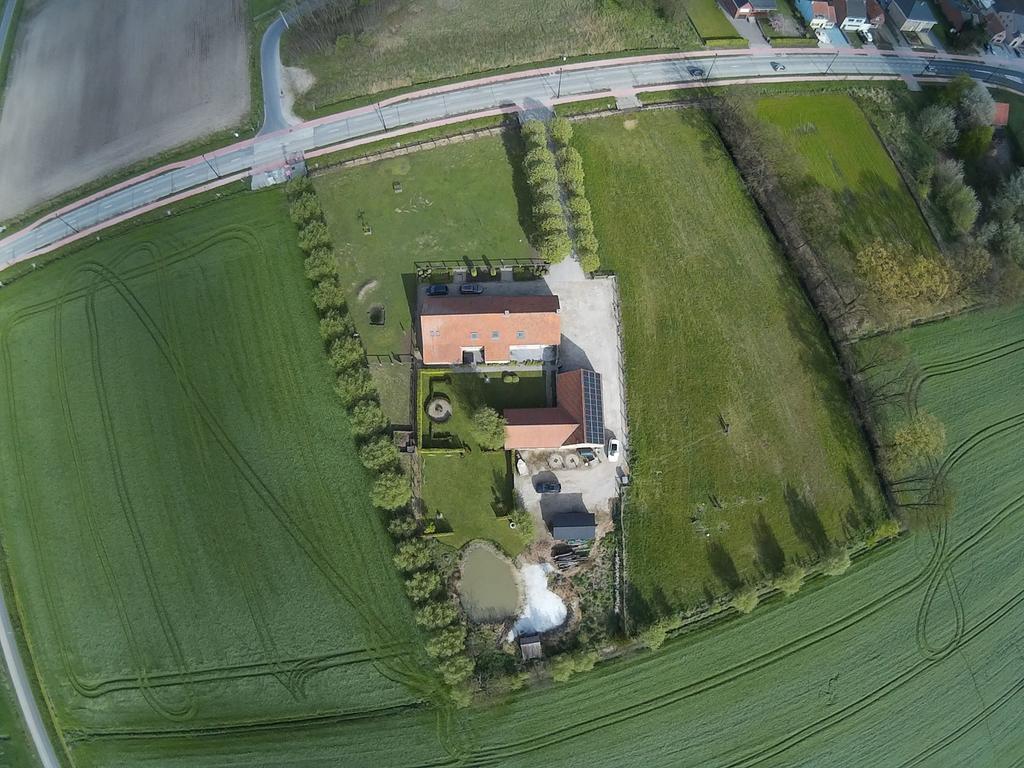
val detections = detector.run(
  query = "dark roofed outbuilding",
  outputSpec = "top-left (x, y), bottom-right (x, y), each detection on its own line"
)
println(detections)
top-left (551, 512), bottom-right (597, 542)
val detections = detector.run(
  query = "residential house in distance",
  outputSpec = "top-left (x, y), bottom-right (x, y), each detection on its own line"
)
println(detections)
top-left (418, 295), bottom-right (561, 366)
top-left (888, 0), bottom-right (939, 31)
top-left (809, 0), bottom-right (839, 27)
top-left (834, 0), bottom-right (886, 29)
top-left (504, 369), bottom-right (605, 451)
top-left (988, 0), bottom-right (1024, 47)
top-left (721, 0), bottom-right (777, 17)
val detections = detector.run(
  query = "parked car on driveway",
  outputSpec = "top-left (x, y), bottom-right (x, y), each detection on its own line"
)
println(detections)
top-left (577, 447), bottom-right (598, 466)
top-left (606, 439), bottom-right (621, 462)
top-left (426, 284), bottom-right (449, 296)
top-left (536, 481), bottom-right (562, 494)
top-left (459, 283), bottom-right (484, 295)
top-left (770, 61), bottom-right (786, 72)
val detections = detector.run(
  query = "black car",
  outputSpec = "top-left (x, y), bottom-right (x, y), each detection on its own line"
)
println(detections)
top-left (425, 284), bottom-right (449, 296)
top-left (770, 61), bottom-right (786, 72)
top-left (537, 481), bottom-right (562, 494)
top-left (687, 66), bottom-right (705, 77)
top-left (459, 283), bottom-right (484, 295)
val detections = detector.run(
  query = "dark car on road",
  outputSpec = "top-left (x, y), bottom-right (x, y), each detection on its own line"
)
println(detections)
top-left (770, 61), bottom-right (786, 72)
top-left (536, 481), bottom-right (561, 494)
top-left (426, 284), bottom-right (449, 296)
top-left (459, 283), bottom-right (484, 295)
top-left (687, 66), bottom-right (705, 77)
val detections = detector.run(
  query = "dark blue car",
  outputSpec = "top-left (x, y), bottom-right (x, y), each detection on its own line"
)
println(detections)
top-left (426, 284), bottom-right (449, 296)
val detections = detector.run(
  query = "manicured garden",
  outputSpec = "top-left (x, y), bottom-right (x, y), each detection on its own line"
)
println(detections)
top-left (573, 110), bottom-right (884, 617)
top-left (418, 369), bottom-right (545, 556)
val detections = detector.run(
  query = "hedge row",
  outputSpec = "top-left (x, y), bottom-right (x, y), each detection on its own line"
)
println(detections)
top-left (550, 117), bottom-right (601, 273)
top-left (286, 176), bottom-right (474, 694)
top-left (521, 119), bottom-right (572, 264)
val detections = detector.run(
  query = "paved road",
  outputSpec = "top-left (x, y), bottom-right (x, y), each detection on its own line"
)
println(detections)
top-left (3, 49), bottom-right (1024, 269)
top-left (259, 12), bottom-right (293, 136)
top-left (0, 579), bottom-right (60, 768)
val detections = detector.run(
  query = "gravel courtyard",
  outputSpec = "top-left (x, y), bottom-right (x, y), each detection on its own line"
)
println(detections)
top-left (0, 0), bottom-right (250, 220)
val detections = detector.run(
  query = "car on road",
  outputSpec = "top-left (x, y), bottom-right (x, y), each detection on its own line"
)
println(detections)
top-left (687, 66), bottom-right (705, 77)
top-left (770, 61), bottom-right (786, 72)
top-left (459, 283), bottom-right (484, 295)
top-left (426, 284), bottom-right (449, 296)
top-left (923, 63), bottom-right (937, 73)
top-left (536, 481), bottom-right (562, 494)
top-left (606, 439), bottom-right (621, 463)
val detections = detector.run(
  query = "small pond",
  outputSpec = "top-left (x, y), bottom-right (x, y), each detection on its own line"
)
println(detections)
top-left (459, 543), bottom-right (521, 622)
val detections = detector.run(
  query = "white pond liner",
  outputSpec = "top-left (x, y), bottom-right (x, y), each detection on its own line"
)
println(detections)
top-left (507, 563), bottom-right (567, 641)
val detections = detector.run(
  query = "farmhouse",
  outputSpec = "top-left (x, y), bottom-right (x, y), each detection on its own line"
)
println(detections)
top-left (419, 295), bottom-right (561, 366)
top-left (504, 369), bottom-right (605, 450)
top-left (887, 0), bottom-right (938, 31)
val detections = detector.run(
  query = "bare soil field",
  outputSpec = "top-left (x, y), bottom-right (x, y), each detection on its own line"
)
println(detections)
top-left (0, 0), bottom-right (249, 220)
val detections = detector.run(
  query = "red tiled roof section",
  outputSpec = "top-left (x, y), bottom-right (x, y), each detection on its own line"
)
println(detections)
top-left (419, 295), bottom-right (561, 365)
top-left (811, 0), bottom-right (838, 21)
top-left (867, 0), bottom-right (885, 22)
top-left (994, 102), bottom-right (1011, 127)
top-left (504, 407), bottom-right (579, 450)
top-left (555, 369), bottom-right (586, 445)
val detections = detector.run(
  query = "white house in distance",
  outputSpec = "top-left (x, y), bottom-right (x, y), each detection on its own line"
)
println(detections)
top-left (888, 0), bottom-right (938, 31)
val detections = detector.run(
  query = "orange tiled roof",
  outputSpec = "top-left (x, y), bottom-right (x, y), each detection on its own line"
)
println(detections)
top-left (419, 295), bottom-right (560, 365)
top-left (504, 407), bottom-right (579, 450)
top-left (812, 0), bottom-right (838, 21)
top-left (994, 102), bottom-right (1011, 127)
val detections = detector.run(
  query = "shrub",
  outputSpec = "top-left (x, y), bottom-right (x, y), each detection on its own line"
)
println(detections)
top-left (887, 411), bottom-right (946, 474)
top-left (350, 400), bottom-right (388, 437)
top-left (286, 175), bottom-right (312, 200)
top-left (319, 310), bottom-right (354, 343)
top-left (328, 336), bottom-right (364, 373)
top-left (550, 651), bottom-right (598, 683)
top-left (539, 214), bottom-right (568, 236)
top-left (510, 507), bottom-right (534, 539)
top-left (573, 212), bottom-right (595, 236)
top-left (916, 104), bottom-right (958, 149)
top-left (821, 547), bottom-right (852, 577)
top-left (304, 250), bottom-right (337, 282)
top-left (289, 193), bottom-right (324, 226)
top-left (393, 539), bottom-right (433, 572)
top-left (732, 585), bottom-right (760, 614)
top-left (501, 372), bottom-right (520, 384)
top-left (540, 232), bottom-right (572, 264)
top-left (426, 624), bottom-right (467, 659)
top-left (471, 407), bottom-right (507, 450)
top-left (359, 435), bottom-right (400, 472)
top-left (774, 564), bottom-right (805, 596)
top-left (534, 198), bottom-right (564, 222)
top-left (371, 471), bottom-right (412, 510)
top-left (550, 116), bottom-right (574, 146)
top-left (414, 600), bottom-right (459, 630)
top-left (438, 656), bottom-right (475, 686)
top-left (405, 570), bottom-right (442, 602)
top-left (866, 518), bottom-right (901, 547)
top-left (568, 195), bottom-right (591, 220)
top-left (311, 279), bottom-right (347, 312)
top-left (525, 146), bottom-right (555, 169)
top-left (956, 124), bottom-right (994, 162)
top-left (520, 119), bottom-right (547, 147)
top-left (579, 250), bottom-right (601, 274)
top-left (559, 159), bottom-right (585, 193)
top-left (577, 231), bottom-right (599, 254)
top-left (335, 369), bottom-right (375, 408)
top-left (558, 146), bottom-right (583, 170)
top-left (527, 162), bottom-right (558, 186)
top-left (637, 617), bottom-right (680, 650)
top-left (856, 242), bottom-right (956, 303)
top-left (388, 514), bottom-right (420, 539)
top-left (298, 221), bottom-right (331, 252)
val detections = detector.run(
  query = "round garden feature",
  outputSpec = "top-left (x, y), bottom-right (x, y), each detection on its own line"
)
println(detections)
top-left (426, 395), bottom-right (452, 423)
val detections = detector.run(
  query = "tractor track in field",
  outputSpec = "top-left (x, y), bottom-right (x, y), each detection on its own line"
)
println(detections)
top-left (461, 342), bottom-right (1024, 767)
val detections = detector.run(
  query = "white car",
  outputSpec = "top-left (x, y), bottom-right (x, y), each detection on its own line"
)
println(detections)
top-left (606, 439), bottom-right (621, 463)
top-left (860, 29), bottom-right (873, 44)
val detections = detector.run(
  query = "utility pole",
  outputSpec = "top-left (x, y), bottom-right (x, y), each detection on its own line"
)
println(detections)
top-left (557, 54), bottom-right (567, 100)
top-left (56, 214), bottom-right (78, 234)
top-left (825, 51), bottom-right (839, 76)
top-left (707, 52), bottom-right (719, 81)
top-left (376, 102), bottom-right (388, 132)
top-left (201, 154), bottom-right (220, 178)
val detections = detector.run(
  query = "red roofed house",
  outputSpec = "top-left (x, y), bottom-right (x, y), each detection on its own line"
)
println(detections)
top-left (994, 101), bottom-right (1011, 128)
top-left (504, 369), bottom-right (605, 450)
top-left (809, 0), bottom-right (838, 28)
top-left (419, 295), bottom-right (561, 366)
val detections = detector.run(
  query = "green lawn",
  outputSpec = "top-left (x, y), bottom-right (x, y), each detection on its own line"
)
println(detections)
top-left (281, 0), bottom-right (697, 115)
top-left (755, 93), bottom-right (945, 329)
top-left (0, 190), bottom-right (436, 761)
top-left (573, 110), bottom-right (883, 617)
top-left (683, 0), bottom-right (743, 40)
top-left (419, 369), bottom-right (545, 556)
top-left (315, 135), bottom-right (534, 424)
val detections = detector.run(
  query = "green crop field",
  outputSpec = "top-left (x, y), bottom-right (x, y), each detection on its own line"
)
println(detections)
top-left (314, 135), bottom-right (533, 424)
top-left (573, 110), bottom-right (883, 617)
top-left (68, 302), bottom-right (1024, 768)
top-left (281, 0), bottom-right (697, 115)
top-left (0, 191), bottom-right (439, 764)
top-left (755, 93), bottom-right (949, 329)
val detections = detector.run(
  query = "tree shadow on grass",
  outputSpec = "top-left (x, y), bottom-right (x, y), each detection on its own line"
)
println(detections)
top-left (752, 514), bottom-right (785, 577)
top-left (706, 541), bottom-right (741, 591)
top-left (501, 126), bottom-right (536, 245)
top-left (785, 483), bottom-right (829, 557)
top-left (842, 464), bottom-right (880, 538)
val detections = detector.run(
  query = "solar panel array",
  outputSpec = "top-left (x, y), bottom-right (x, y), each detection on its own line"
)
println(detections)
top-left (581, 369), bottom-right (605, 445)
